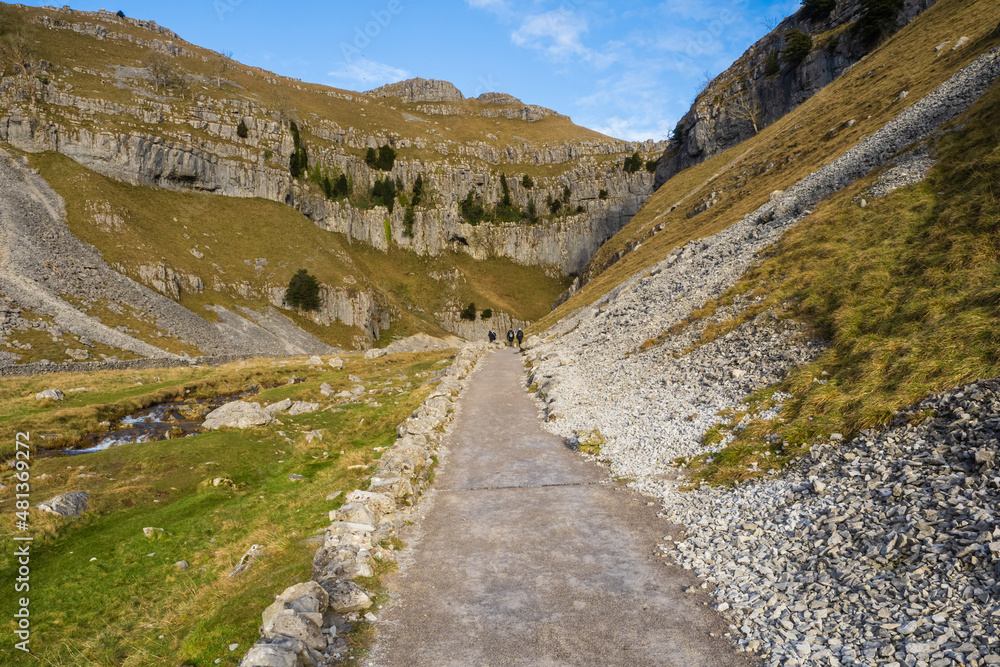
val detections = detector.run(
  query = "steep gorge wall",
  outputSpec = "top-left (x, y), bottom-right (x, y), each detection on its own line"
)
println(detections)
top-left (0, 18), bottom-right (659, 278)
top-left (655, 0), bottom-right (938, 187)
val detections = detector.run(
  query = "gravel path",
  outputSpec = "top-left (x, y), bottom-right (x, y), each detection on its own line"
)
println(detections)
top-left (368, 349), bottom-right (758, 667)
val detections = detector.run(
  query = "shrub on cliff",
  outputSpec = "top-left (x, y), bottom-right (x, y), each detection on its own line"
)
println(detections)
top-left (236, 119), bottom-right (248, 139)
top-left (460, 302), bottom-right (477, 321)
top-left (801, 0), bottom-right (836, 21)
top-left (764, 50), bottom-right (781, 77)
top-left (782, 29), bottom-right (813, 65)
top-left (855, 0), bottom-right (904, 47)
top-left (365, 144), bottom-right (396, 171)
top-left (623, 152), bottom-right (643, 173)
top-left (284, 269), bottom-right (321, 311)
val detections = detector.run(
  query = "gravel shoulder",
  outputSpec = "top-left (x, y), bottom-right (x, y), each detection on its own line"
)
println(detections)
top-left (368, 348), bottom-right (758, 667)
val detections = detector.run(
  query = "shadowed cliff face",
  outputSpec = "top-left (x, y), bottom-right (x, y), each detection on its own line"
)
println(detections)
top-left (655, 0), bottom-right (939, 188)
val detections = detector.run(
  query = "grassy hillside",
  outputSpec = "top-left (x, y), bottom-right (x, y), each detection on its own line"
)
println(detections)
top-left (0, 351), bottom-right (450, 666)
top-left (677, 78), bottom-right (1000, 484)
top-left (534, 0), bottom-right (1000, 333)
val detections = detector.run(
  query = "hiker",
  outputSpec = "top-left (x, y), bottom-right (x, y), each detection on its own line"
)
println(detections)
top-left (488, 330), bottom-right (496, 344)
top-left (516, 328), bottom-right (523, 348)
top-left (506, 329), bottom-right (515, 347)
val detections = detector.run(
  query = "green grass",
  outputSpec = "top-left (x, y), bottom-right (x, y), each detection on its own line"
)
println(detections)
top-left (0, 351), bottom-right (451, 666)
top-left (679, 76), bottom-right (1000, 485)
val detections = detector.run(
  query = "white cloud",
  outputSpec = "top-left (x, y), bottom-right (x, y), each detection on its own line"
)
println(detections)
top-left (328, 59), bottom-right (410, 88)
top-left (466, 0), bottom-right (506, 9)
top-left (591, 116), bottom-right (676, 142)
top-left (511, 10), bottom-right (589, 60)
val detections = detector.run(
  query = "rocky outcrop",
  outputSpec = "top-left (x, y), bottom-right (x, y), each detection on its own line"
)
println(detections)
top-left (655, 0), bottom-right (939, 187)
top-left (366, 78), bottom-right (464, 103)
top-left (35, 491), bottom-right (89, 517)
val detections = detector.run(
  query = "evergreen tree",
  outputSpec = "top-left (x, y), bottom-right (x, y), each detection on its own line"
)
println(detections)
top-left (460, 302), bottom-right (477, 321)
top-left (500, 174), bottom-right (512, 208)
top-left (522, 174), bottom-right (534, 189)
top-left (623, 152), bottom-right (643, 173)
top-left (284, 269), bottom-right (321, 311)
top-left (365, 147), bottom-right (377, 168)
top-left (332, 173), bottom-right (350, 198)
top-left (372, 177), bottom-right (396, 213)
top-left (377, 144), bottom-right (396, 171)
top-left (237, 119), bottom-right (248, 139)
top-left (855, 0), bottom-right (904, 47)
top-left (412, 174), bottom-right (424, 206)
top-left (527, 199), bottom-right (538, 222)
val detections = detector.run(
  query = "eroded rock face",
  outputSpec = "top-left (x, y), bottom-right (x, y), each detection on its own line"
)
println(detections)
top-left (366, 77), bottom-right (465, 103)
top-left (655, 0), bottom-right (940, 187)
top-left (35, 491), bottom-right (89, 517)
top-left (201, 400), bottom-right (275, 429)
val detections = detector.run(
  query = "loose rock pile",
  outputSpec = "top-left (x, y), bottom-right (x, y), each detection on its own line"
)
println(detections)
top-left (238, 344), bottom-right (488, 667)
top-left (664, 381), bottom-right (1000, 666)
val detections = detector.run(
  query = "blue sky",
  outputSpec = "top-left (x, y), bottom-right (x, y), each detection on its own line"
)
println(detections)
top-left (19, 0), bottom-right (801, 140)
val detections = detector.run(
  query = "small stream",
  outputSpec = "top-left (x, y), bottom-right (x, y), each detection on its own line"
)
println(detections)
top-left (66, 387), bottom-right (258, 455)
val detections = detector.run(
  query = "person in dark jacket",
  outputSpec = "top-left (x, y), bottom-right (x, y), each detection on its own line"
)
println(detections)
top-left (506, 329), bottom-right (515, 346)
top-left (488, 330), bottom-right (496, 343)
top-left (516, 328), bottom-right (523, 348)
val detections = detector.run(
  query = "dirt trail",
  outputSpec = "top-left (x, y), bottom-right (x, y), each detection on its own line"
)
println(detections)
top-left (368, 348), bottom-right (758, 667)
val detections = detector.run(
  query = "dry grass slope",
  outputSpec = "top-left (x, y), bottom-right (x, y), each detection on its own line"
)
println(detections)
top-left (534, 0), bottom-right (1000, 333)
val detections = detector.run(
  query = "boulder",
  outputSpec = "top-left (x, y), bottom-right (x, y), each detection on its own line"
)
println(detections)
top-left (320, 579), bottom-right (373, 613)
top-left (262, 611), bottom-right (325, 651)
top-left (240, 644), bottom-right (299, 667)
top-left (202, 401), bottom-right (275, 429)
top-left (142, 526), bottom-right (165, 538)
top-left (306, 356), bottom-right (322, 365)
top-left (368, 476), bottom-right (414, 502)
top-left (276, 581), bottom-right (329, 612)
top-left (265, 398), bottom-right (293, 413)
top-left (34, 389), bottom-right (64, 401)
top-left (35, 491), bottom-right (89, 517)
top-left (328, 357), bottom-right (344, 369)
top-left (287, 401), bottom-right (319, 415)
top-left (333, 502), bottom-right (377, 526)
top-left (319, 382), bottom-right (334, 397)
top-left (344, 490), bottom-right (395, 518)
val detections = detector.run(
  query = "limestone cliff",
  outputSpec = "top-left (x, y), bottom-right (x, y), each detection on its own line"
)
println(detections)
top-left (655, 0), bottom-right (939, 187)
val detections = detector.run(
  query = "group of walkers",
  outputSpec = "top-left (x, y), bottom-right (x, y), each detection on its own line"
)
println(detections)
top-left (488, 328), bottom-right (523, 349)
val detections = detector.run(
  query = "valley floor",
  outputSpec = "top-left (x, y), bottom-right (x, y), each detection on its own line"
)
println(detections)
top-left (368, 349), bottom-right (756, 666)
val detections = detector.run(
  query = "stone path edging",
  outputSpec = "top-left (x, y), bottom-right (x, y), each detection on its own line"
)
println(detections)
top-left (237, 343), bottom-right (489, 667)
